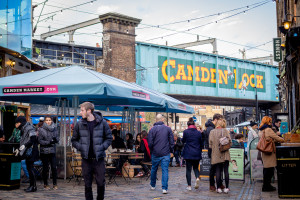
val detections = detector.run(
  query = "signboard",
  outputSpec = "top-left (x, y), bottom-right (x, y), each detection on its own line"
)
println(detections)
top-left (228, 148), bottom-right (245, 181)
top-left (199, 149), bottom-right (210, 178)
top-left (158, 56), bottom-right (266, 92)
top-left (250, 149), bottom-right (264, 181)
top-left (3, 85), bottom-right (58, 94)
top-left (273, 38), bottom-right (282, 62)
top-left (10, 162), bottom-right (21, 180)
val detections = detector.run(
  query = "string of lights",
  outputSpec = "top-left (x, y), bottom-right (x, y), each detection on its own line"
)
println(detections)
top-left (137, 0), bottom-right (269, 30)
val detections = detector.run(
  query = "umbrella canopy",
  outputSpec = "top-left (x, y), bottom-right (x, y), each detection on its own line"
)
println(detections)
top-left (0, 66), bottom-right (165, 107)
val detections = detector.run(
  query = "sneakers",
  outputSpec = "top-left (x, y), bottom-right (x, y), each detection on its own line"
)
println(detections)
top-left (44, 185), bottom-right (50, 190)
top-left (53, 185), bottom-right (58, 190)
top-left (195, 178), bottom-right (200, 189)
top-left (223, 188), bottom-right (230, 194)
top-left (150, 186), bottom-right (155, 191)
top-left (217, 188), bottom-right (223, 193)
top-left (186, 186), bottom-right (192, 191)
top-left (209, 186), bottom-right (216, 192)
top-left (135, 172), bottom-right (144, 177)
top-left (162, 189), bottom-right (168, 194)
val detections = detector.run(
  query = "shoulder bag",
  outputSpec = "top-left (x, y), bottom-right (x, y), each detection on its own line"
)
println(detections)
top-left (256, 130), bottom-right (274, 154)
top-left (219, 129), bottom-right (231, 152)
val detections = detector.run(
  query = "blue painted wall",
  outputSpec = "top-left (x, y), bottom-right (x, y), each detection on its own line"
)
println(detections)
top-left (136, 42), bottom-right (279, 102)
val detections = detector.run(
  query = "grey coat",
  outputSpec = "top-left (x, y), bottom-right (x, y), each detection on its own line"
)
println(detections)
top-left (71, 113), bottom-right (113, 160)
top-left (38, 122), bottom-right (59, 154)
top-left (19, 122), bottom-right (39, 161)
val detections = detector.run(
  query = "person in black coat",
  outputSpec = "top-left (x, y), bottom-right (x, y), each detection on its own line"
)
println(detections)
top-left (182, 117), bottom-right (203, 191)
top-left (170, 132), bottom-right (183, 167)
top-left (71, 102), bottom-right (113, 200)
top-left (126, 133), bottom-right (134, 150)
top-left (14, 116), bottom-right (39, 192)
top-left (111, 130), bottom-right (126, 149)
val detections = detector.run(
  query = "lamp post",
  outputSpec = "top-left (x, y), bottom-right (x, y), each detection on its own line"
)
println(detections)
top-left (255, 86), bottom-right (259, 122)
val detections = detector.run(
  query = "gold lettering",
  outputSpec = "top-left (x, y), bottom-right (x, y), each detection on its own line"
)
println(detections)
top-left (239, 73), bottom-right (250, 89)
top-left (201, 67), bottom-right (210, 82)
top-left (162, 60), bottom-right (176, 82)
top-left (234, 69), bottom-right (237, 88)
top-left (195, 66), bottom-right (200, 82)
top-left (176, 64), bottom-right (187, 80)
top-left (210, 68), bottom-right (216, 83)
top-left (187, 65), bottom-right (193, 81)
top-left (218, 69), bottom-right (228, 84)
top-left (250, 74), bottom-right (255, 88)
top-left (256, 75), bottom-right (264, 89)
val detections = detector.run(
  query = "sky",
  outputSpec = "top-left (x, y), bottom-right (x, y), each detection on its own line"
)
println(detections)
top-left (32, 0), bottom-right (277, 62)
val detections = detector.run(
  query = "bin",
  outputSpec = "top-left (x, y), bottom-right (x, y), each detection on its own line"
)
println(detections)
top-left (0, 143), bottom-right (21, 190)
top-left (276, 145), bottom-right (300, 198)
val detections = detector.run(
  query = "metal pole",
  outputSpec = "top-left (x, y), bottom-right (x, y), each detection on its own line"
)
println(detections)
top-left (255, 86), bottom-right (258, 122)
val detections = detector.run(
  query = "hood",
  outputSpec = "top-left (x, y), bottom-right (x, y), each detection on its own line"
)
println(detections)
top-left (205, 119), bottom-right (215, 129)
top-left (42, 122), bottom-right (55, 132)
top-left (81, 112), bottom-right (103, 124)
top-left (153, 121), bottom-right (164, 126)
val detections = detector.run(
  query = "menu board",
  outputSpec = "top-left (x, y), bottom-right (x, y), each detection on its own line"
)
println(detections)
top-left (199, 149), bottom-right (211, 177)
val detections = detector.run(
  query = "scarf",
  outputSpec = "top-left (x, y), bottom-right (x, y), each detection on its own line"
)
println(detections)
top-left (188, 125), bottom-right (197, 129)
top-left (142, 138), bottom-right (151, 159)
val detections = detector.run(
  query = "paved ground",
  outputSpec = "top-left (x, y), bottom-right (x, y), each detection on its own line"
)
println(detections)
top-left (0, 166), bottom-right (284, 200)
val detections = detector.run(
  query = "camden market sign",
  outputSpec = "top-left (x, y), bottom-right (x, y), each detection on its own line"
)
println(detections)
top-left (158, 56), bottom-right (266, 93)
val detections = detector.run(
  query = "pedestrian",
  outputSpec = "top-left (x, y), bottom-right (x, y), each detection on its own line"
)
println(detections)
top-left (229, 128), bottom-right (236, 140)
top-left (71, 102), bottom-right (113, 200)
top-left (8, 127), bottom-right (21, 143)
top-left (247, 121), bottom-right (258, 158)
top-left (182, 117), bottom-right (203, 191)
top-left (14, 116), bottom-right (39, 192)
top-left (209, 118), bottom-right (231, 194)
top-left (148, 114), bottom-right (174, 194)
top-left (126, 133), bottom-right (134, 150)
top-left (135, 130), bottom-right (151, 177)
top-left (232, 134), bottom-right (245, 148)
top-left (258, 116), bottom-right (284, 192)
top-left (38, 116), bottom-right (59, 190)
top-left (36, 117), bottom-right (44, 130)
top-left (273, 119), bottom-right (282, 135)
top-left (111, 130), bottom-right (126, 149)
top-left (170, 131), bottom-right (183, 167)
top-left (204, 113), bottom-right (224, 191)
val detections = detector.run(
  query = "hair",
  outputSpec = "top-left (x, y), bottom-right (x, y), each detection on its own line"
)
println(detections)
top-left (80, 102), bottom-right (95, 113)
top-left (141, 130), bottom-right (148, 139)
top-left (135, 133), bottom-right (142, 145)
top-left (112, 129), bottom-right (118, 137)
top-left (235, 133), bottom-right (244, 140)
top-left (213, 113), bottom-right (224, 121)
top-left (126, 133), bottom-right (133, 140)
top-left (232, 160), bottom-right (237, 163)
top-left (274, 119), bottom-right (282, 124)
top-left (259, 116), bottom-right (272, 129)
top-left (215, 118), bottom-right (226, 128)
top-left (44, 115), bottom-right (53, 121)
top-left (187, 117), bottom-right (195, 126)
top-left (156, 114), bottom-right (164, 121)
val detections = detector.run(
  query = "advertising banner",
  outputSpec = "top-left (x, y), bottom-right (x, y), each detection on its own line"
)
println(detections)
top-left (229, 148), bottom-right (245, 181)
top-left (199, 149), bottom-right (210, 178)
top-left (250, 149), bottom-right (264, 181)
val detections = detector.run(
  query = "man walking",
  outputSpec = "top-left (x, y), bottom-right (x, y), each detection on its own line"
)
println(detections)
top-left (148, 114), bottom-right (174, 194)
top-left (71, 102), bottom-right (112, 200)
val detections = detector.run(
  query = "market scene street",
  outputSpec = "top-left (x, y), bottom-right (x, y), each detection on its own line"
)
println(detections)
top-left (0, 0), bottom-right (299, 200)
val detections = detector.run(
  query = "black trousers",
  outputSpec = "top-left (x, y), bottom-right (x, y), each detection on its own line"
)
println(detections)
top-left (40, 153), bottom-right (57, 186)
top-left (263, 167), bottom-right (274, 188)
top-left (185, 159), bottom-right (200, 186)
top-left (209, 164), bottom-right (216, 186)
top-left (215, 161), bottom-right (229, 188)
top-left (25, 160), bottom-right (36, 187)
top-left (82, 158), bottom-right (105, 200)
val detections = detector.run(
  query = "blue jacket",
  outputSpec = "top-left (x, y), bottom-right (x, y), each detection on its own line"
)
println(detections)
top-left (148, 121), bottom-right (174, 157)
top-left (182, 128), bottom-right (203, 160)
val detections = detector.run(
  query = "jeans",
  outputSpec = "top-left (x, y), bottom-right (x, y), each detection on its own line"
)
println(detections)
top-left (40, 153), bottom-right (58, 186)
top-left (21, 160), bottom-right (42, 178)
top-left (170, 150), bottom-right (180, 165)
top-left (215, 161), bottom-right (229, 188)
top-left (263, 167), bottom-right (274, 188)
top-left (185, 159), bottom-right (200, 186)
top-left (82, 158), bottom-right (106, 200)
top-left (150, 154), bottom-right (170, 190)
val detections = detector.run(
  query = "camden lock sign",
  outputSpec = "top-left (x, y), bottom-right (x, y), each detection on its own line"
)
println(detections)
top-left (158, 56), bottom-right (266, 93)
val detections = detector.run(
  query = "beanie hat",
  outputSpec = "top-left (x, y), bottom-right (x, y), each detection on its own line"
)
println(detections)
top-left (15, 116), bottom-right (27, 127)
top-left (250, 121), bottom-right (258, 127)
top-left (39, 117), bottom-right (44, 121)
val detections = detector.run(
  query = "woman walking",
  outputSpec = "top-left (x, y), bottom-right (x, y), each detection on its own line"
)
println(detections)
top-left (259, 116), bottom-right (284, 192)
top-left (209, 118), bottom-right (231, 193)
top-left (182, 117), bottom-right (203, 191)
top-left (38, 116), bottom-right (59, 190)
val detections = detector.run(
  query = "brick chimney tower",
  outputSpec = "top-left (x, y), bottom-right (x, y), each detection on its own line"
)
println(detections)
top-left (98, 13), bottom-right (141, 82)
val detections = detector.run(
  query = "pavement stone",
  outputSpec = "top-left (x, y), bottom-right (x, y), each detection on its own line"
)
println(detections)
top-left (0, 166), bottom-right (285, 200)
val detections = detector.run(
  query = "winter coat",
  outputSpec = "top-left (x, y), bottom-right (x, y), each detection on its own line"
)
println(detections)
top-left (174, 137), bottom-right (184, 152)
top-left (259, 126), bottom-right (284, 168)
top-left (182, 128), bottom-right (203, 160)
top-left (8, 128), bottom-right (21, 143)
top-left (112, 136), bottom-right (126, 149)
top-left (209, 128), bottom-right (232, 165)
top-left (126, 139), bottom-right (135, 150)
top-left (38, 122), bottom-right (59, 154)
top-left (71, 113), bottom-right (113, 160)
top-left (19, 122), bottom-right (39, 161)
top-left (203, 119), bottom-right (215, 149)
top-left (148, 121), bottom-right (174, 157)
top-left (138, 139), bottom-right (151, 162)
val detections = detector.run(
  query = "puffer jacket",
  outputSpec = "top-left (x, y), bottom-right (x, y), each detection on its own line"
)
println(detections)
top-left (38, 122), bottom-right (59, 154)
top-left (71, 113), bottom-right (113, 160)
top-left (19, 122), bottom-right (39, 161)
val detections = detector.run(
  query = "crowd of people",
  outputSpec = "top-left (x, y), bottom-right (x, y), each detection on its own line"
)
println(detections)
top-left (0, 101), bottom-right (286, 199)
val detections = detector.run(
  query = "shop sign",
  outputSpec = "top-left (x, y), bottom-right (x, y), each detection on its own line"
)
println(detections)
top-left (3, 85), bottom-right (58, 94)
top-left (158, 56), bottom-right (266, 92)
top-left (273, 38), bottom-right (282, 62)
top-left (132, 91), bottom-right (150, 99)
top-left (229, 148), bottom-right (245, 181)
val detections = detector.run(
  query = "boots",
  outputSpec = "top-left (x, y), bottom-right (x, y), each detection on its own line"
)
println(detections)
top-left (24, 185), bottom-right (37, 192)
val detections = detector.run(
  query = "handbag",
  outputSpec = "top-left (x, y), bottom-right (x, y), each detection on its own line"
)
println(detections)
top-left (219, 129), bottom-right (231, 152)
top-left (256, 130), bottom-right (274, 154)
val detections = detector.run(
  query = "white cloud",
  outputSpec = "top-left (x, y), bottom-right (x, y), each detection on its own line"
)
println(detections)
top-left (97, 5), bottom-right (119, 14)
